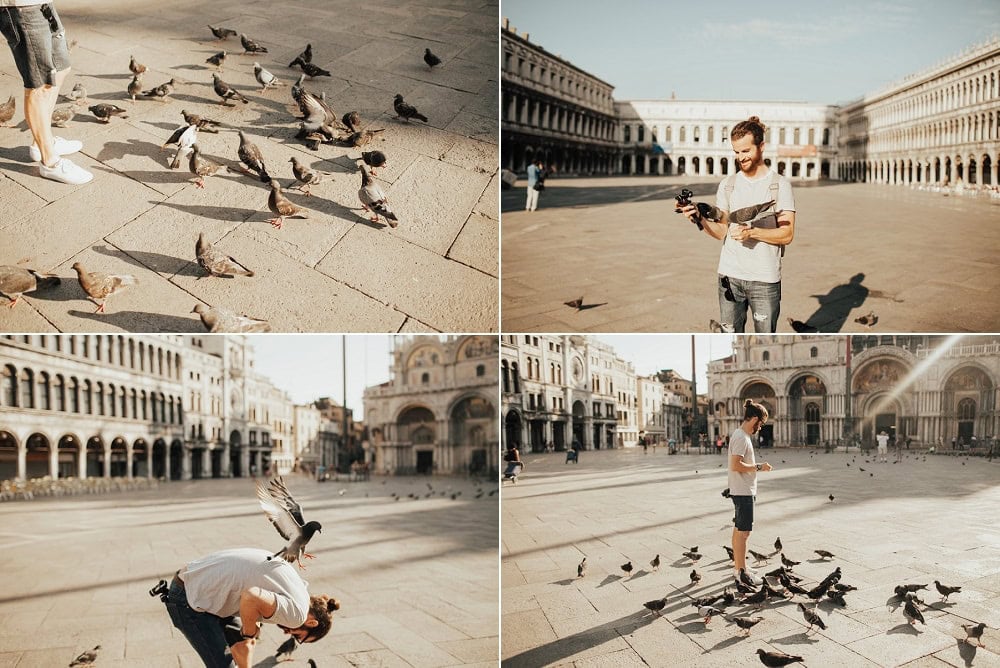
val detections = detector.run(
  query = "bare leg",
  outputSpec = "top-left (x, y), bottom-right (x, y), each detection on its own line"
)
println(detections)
top-left (732, 529), bottom-right (750, 573)
top-left (25, 67), bottom-right (70, 166)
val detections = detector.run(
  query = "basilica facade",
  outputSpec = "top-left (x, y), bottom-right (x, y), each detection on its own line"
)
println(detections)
top-left (707, 336), bottom-right (1000, 447)
top-left (363, 336), bottom-right (498, 475)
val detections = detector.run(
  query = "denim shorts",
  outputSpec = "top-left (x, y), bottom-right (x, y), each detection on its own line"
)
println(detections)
top-left (0, 3), bottom-right (70, 89)
top-left (732, 495), bottom-right (755, 531)
top-left (718, 274), bottom-right (781, 333)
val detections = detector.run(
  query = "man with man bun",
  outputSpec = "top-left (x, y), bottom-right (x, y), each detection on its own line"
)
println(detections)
top-left (728, 399), bottom-right (773, 586)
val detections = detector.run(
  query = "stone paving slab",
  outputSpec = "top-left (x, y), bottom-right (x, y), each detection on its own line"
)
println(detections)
top-left (501, 177), bottom-right (1000, 333)
top-left (0, 0), bottom-right (498, 333)
top-left (0, 474), bottom-right (498, 667)
top-left (502, 447), bottom-right (1000, 667)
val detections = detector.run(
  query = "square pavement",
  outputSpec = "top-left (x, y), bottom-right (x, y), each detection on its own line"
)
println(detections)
top-left (501, 446), bottom-right (1000, 667)
top-left (500, 177), bottom-right (1000, 333)
top-left (0, 475), bottom-right (498, 667)
top-left (0, 0), bottom-right (498, 333)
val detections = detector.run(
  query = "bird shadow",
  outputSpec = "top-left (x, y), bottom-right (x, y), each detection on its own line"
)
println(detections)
top-left (928, 601), bottom-right (955, 610)
top-left (66, 310), bottom-right (201, 332)
top-left (0, 146), bottom-right (34, 165)
top-left (675, 621), bottom-right (710, 634)
top-left (172, 64), bottom-right (212, 72)
top-left (704, 634), bottom-right (747, 653)
top-left (85, 73), bottom-right (132, 80)
top-left (551, 578), bottom-right (577, 587)
top-left (956, 638), bottom-right (978, 667)
top-left (92, 244), bottom-right (203, 278)
top-left (628, 569), bottom-right (650, 581)
top-left (887, 623), bottom-right (922, 635)
top-left (597, 574), bottom-right (621, 588)
top-left (92, 165), bottom-right (186, 185)
top-left (152, 199), bottom-right (259, 223)
top-left (671, 558), bottom-right (693, 568)
top-left (577, 302), bottom-right (607, 311)
top-left (770, 632), bottom-right (820, 646)
top-left (502, 611), bottom-right (656, 667)
top-left (95, 138), bottom-right (162, 163)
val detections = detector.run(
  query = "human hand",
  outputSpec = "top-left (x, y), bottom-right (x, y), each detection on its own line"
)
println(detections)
top-left (230, 638), bottom-right (256, 668)
top-left (762, 462), bottom-right (773, 472)
top-left (729, 223), bottom-right (753, 242)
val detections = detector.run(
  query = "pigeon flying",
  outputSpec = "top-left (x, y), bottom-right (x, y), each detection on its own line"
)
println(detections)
top-left (798, 602), bottom-right (827, 631)
top-left (267, 179), bottom-right (308, 229)
top-left (393, 93), bottom-right (428, 122)
top-left (854, 311), bottom-right (878, 328)
top-left (424, 48), bottom-right (441, 68)
top-left (756, 649), bottom-right (804, 667)
top-left (933, 580), bottom-right (961, 601)
top-left (256, 476), bottom-right (322, 569)
top-left (0, 266), bottom-right (61, 308)
top-left (71, 262), bottom-right (136, 313)
top-left (196, 232), bottom-right (254, 277)
top-left (192, 305), bottom-right (271, 333)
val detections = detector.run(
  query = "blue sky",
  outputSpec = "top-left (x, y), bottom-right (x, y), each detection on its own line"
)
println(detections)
top-left (502, 0), bottom-right (1000, 104)
top-left (595, 335), bottom-right (736, 388)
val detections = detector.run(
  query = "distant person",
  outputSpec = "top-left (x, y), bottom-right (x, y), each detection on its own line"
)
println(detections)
top-left (716, 435), bottom-right (724, 456)
top-left (728, 399), bottom-right (773, 586)
top-left (640, 434), bottom-right (648, 454)
top-left (0, 1), bottom-right (93, 184)
top-left (525, 158), bottom-right (544, 212)
top-left (503, 445), bottom-right (523, 482)
top-left (876, 430), bottom-right (889, 463)
top-left (676, 116), bottom-right (795, 332)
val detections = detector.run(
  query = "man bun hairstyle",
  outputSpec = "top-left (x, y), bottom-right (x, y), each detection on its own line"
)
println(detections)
top-left (305, 594), bottom-right (341, 642)
top-left (731, 116), bottom-right (767, 146)
top-left (743, 399), bottom-right (769, 423)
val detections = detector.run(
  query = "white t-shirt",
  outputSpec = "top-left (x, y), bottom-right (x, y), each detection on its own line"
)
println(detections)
top-left (876, 433), bottom-right (889, 450)
top-left (728, 428), bottom-right (757, 496)
top-left (181, 548), bottom-right (310, 627)
top-left (716, 169), bottom-right (795, 283)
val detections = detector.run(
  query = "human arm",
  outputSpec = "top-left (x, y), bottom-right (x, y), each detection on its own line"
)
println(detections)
top-left (677, 202), bottom-right (730, 240)
top-left (230, 587), bottom-right (279, 667)
top-left (728, 210), bottom-right (795, 245)
top-left (729, 454), bottom-right (772, 473)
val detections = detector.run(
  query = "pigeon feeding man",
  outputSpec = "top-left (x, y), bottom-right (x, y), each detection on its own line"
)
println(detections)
top-left (676, 116), bottom-right (795, 333)
top-left (728, 399), bottom-right (773, 587)
top-left (256, 476), bottom-right (323, 569)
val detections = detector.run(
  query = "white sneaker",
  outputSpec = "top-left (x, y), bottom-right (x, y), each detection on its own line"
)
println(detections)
top-left (29, 136), bottom-right (83, 163)
top-left (39, 157), bottom-right (93, 185)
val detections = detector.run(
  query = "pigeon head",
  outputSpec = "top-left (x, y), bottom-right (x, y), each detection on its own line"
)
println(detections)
top-left (71, 262), bottom-right (85, 274)
top-left (303, 520), bottom-right (322, 537)
top-left (212, 73), bottom-right (221, 80)
top-left (192, 304), bottom-right (207, 315)
top-left (268, 179), bottom-right (282, 190)
top-left (394, 94), bottom-right (403, 102)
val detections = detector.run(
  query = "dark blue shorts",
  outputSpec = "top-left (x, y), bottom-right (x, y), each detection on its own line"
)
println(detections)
top-left (1, 4), bottom-right (70, 89)
top-left (732, 495), bottom-right (755, 531)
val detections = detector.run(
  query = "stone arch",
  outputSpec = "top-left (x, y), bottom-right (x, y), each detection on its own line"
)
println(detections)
top-left (86, 436), bottom-right (106, 478)
top-left (169, 439), bottom-right (183, 480)
top-left (132, 438), bottom-right (149, 478)
top-left (57, 433), bottom-right (82, 478)
top-left (398, 405), bottom-right (437, 445)
top-left (505, 409), bottom-right (522, 450)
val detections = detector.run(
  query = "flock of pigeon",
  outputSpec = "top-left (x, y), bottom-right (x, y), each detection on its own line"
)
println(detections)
top-left (575, 536), bottom-right (988, 666)
top-left (1, 25), bottom-right (447, 331)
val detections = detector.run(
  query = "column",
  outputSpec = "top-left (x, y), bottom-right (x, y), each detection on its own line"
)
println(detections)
top-left (182, 446), bottom-right (192, 480)
top-left (17, 443), bottom-right (25, 480)
top-left (643, 154), bottom-right (650, 175)
top-left (49, 447), bottom-right (58, 479)
top-left (77, 446), bottom-right (86, 479)
top-left (126, 447), bottom-right (133, 479)
top-left (103, 445), bottom-right (111, 477)
top-left (506, 94), bottom-right (515, 122)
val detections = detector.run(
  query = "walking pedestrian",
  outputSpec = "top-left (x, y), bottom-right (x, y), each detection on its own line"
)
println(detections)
top-left (525, 158), bottom-right (544, 211)
top-left (876, 430), bottom-right (889, 463)
top-left (0, 1), bottom-right (93, 183)
top-left (729, 399), bottom-right (773, 585)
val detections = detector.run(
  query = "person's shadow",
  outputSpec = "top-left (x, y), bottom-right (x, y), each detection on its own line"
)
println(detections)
top-left (803, 272), bottom-right (869, 332)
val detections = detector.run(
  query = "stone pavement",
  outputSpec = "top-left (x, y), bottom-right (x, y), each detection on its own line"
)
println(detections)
top-left (501, 177), bottom-right (1000, 333)
top-left (501, 446), bottom-right (1000, 667)
top-left (0, 474), bottom-right (498, 667)
top-left (0, 0), bottom-right (498, 333)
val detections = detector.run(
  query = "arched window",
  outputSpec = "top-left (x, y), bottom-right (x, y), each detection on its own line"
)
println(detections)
top-left (502, 360), bottom-right (510, 393)
top-left (138, 342), bottom-right (145, 371)
top-left (141, 391), bottom-right (148, 420)
top-left (129, 339), bottom-right (135, 368)
top-left (550, 362), bottom-right (556, 383)
top-left (762, 351), bottom-right (770, 362)
top-left (108, 383), bottom-right (116, 417)
top-left (805, 403), bottom-right (820, 422)
top-left (511, 362), bottom-right (521, 394)
top-left (2, 365), bottom-right (15, 406)
top-left (83, 380), bottom-right (92, 414)
top-left (958, 398), bottom-right (976, 421)
top-left (810, 347), bottom-right (818, 358)
top-left (120, 387), bottom-right (128, 418)
top-left (476, 364), bottom-right (485, 377)
top-left (21, 368), bottom-right (34, 409)
top-left (69, 377), bottom-right (79, 413)
top-left (38, 371), bottom-right (51, 410)
top-left (421, 372), bottom-right (430, 385)
top-left (95, 382), bottom-right (104, 416)
top-left (131, 389), bottom-right (138, 420)
top-left (54, 374), bottom-right (65, 412)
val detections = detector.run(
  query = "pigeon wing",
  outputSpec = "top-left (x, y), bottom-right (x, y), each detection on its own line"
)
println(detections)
top-left (268, 476), bottom-right (307, 525)
top-left (256, 478), bottom-right (303, 541)
top-left (0, 266), bottom-right (35, 297)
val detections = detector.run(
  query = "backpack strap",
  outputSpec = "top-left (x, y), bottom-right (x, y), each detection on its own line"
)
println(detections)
top-left (769, 172), bottom-right (785, 258)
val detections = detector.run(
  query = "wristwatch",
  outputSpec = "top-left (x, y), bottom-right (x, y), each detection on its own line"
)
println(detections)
top-left (241, 623), bottom-right (260, 640)
top-left (755, 463), bottom-right (762, 471)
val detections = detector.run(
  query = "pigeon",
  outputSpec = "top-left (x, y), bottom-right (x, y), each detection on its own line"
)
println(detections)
top-left (196, 233), bottom-right (254, 278)
top-left (788, 318), bottom-right (819, 333)
top-left (344, 128), bottom-right (385, 148)
top-left (393, 93), bottom-right (428, 122)
top-left (904, 592), bottom-right (927, 607)
top-left (69, 645), bottom-right (101, 666)
top-left (307, 661), bottom-right (317, 668)
top-left (749, 549), bottom-right (770, 563)
top-left (208, 25), bottom-right (238, 40)
top-left (358, 166), bottom-right (398, 228)
top-left (798, 602), bottom-right (826, 631)
top-left (359, 150), bottom-right (387, 176)
top-left (424, 48), bottom-right (441, 68)
top-left (814, 550), bottom-right (835, 560)
top-left (689, 569), bottom-right (701, 584)
top-left (643, 597), bottom-right (667, 615)
top-left (298, 61), bottom-right (331, 78)
top-left (188, 144), bottom-right (222, 188)
top-left (240, 33), bottom-right (268, 54)
top-left (256, 476), bottom-right (322, 568)
top-left (826, 590), bottom-right (847, 606)
top-left (0, 266), bottom-right (61, 308)
top-left (780, 553), bottom-right (800, 568)
top-left (709, 319), bottom-right (724, 333)
top-left (621, 561), bottom-right (633, 576)
top-left (832, 583), bottom-right (857, 593)
top-left (236, 130), bottom-right (270, 182)
top-left (728, 200), bottom-right (776, 225)
top-left (182, 109), bottom-right (222, 133)
top-left (289, 43), bottom-right (312, 68)
top-left (212, 73), bottom-right (249, 105)
top-left (253, 62), bottom-right (282, 93)
top-left (828, 494), bottom-right (835, 502)
top-left (962, 622), bottom-right (986, 647)
top-left (933, 580), bottom-right (961, 601)
top-left (267, 179), bottom-right (308, 229)
top-left (127, 74), bottom-right (143, 102)
top-left (288, 156), bottom-right (328, 195)
top-left (738, 568), bottom-right (759, 588)
top-left (577, 557), bottom-right (586, 578)
top-left (723, 545), bottom-right (735, 561)
top-left (682, 550), bottom-right (702, 562)
top-left (774, 537), bottom-right (782, 552)
top-left (0, 95), bottom-right (14, 126)
top-left (806, 581), bottom-right (831, 601)
top-left (903, 598), bottom-right (925, 625)
top-left (854, 311), bottom-right (878, 328)
top-left (51, 105), bottom-right (77, 127)
top-left (756, 649), bottom-right (804, 667)
top-left (895, 583), bottom-right (928, 596)
top-left (89, 103), bottom-right (128, 123)
top-left (741, 587), bottom-right (768, 608)
top-left (818, 567), bottom-right (842, 588)
top-left (71, 262), bottom-right (136, 313)
top-left (649, 554), bottom-right (660, 571)
top-left (275, 635), bottom-right (298, 661)
top-left (698, 605), bottom-right (722, 624)
top-left (128, 55), bottom-right (146, 75)
top-left (342, 110), bottom-right (361, 132)
top-left (206, 50), bottom-right (226, 71)
top-left (142, 78), bottom-right (177, 101)
top-left (564, 298), bottom-right (583, 310)
top-left (731, 616), bottom-right (763, 636)
top-left (64, 82), bottom-right (87, 102)
top-left (163, 124), bottom-right (197, 169)
top-left (780, 577), bottom-right (810, 597)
